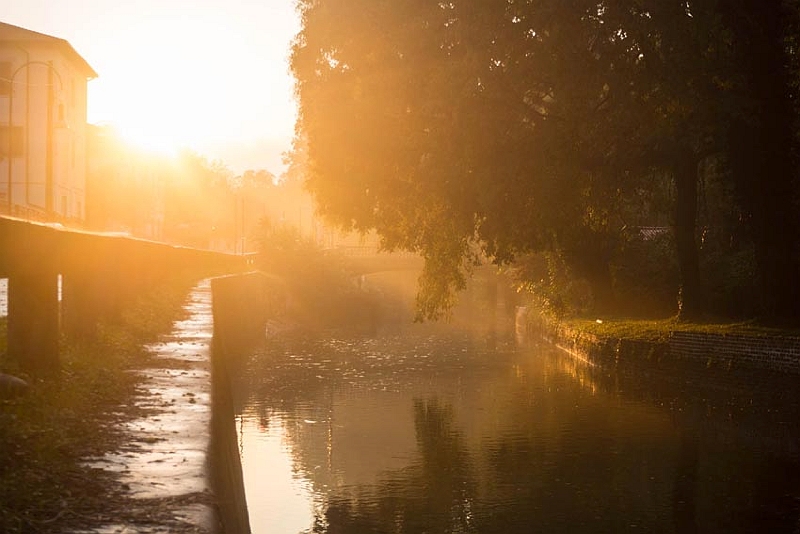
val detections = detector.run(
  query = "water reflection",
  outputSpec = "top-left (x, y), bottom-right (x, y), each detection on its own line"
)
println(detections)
top-left (233, 323), bottom-right (800, 534)
top-left (238, 416), bottom-right (316, 532)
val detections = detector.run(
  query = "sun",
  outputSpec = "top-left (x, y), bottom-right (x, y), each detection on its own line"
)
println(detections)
top-left (86, 6), bottom-right (300, 171)
top-left (91, 16), bottom-right (275, 157)
top-left (114, 122), bottom-right (182, 157)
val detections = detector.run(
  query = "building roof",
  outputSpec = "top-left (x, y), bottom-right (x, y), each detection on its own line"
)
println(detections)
top-left (0, 21), bottom-right (98, 78)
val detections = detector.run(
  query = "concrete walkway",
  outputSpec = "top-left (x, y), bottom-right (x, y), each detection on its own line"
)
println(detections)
top-left (78, 280), bottom-right (220, 533)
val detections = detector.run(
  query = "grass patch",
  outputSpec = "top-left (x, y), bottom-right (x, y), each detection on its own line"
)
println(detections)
top-left (0, 272), bottom-right (201, 533)
top-left (564, 316), bottom-right (800, 343)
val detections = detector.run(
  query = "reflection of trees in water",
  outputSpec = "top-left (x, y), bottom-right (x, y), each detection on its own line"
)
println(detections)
top-left (672, 430), bottom-right (698, 534)
top-left (305, 397), bottom-right (477, 534)
top-left (477, 384), bottom-right (677, 533)
top-left (300, 385), bottom-right (674, 533)
top-left (411, 398), bottom-right (476, 533)
top-left (545, 350), bottom-right (800, 533)
top-left (300, 351), bottom-right (800, 533)
top-left (236, 331), bottom-right (800, 533)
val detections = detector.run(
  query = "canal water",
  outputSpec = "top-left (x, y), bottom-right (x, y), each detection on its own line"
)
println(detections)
top-left (231, 284), bottom-right (800, 533)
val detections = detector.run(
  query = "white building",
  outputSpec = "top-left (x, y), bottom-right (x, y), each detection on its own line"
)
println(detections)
top-left (0, 21), bottom-right (97, 222)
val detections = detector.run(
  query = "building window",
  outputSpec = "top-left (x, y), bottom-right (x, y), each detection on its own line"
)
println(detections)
top-left (0, 125), bottom-right (24, 156)
top-left (0, 62), bottom-right (10, 96)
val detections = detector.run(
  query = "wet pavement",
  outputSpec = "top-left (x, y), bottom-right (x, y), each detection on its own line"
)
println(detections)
top-left (77, 280), bottom-right (220, 534)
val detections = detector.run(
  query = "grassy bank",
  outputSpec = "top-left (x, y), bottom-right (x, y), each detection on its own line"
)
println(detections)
top-left (561, 316), bottom-right (800, 344)
top-left (0, 273), bottom-right (201, 533)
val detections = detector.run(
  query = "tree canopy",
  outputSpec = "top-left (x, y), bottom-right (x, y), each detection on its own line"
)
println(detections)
top-left (291, 0), bottom-right (800, 322)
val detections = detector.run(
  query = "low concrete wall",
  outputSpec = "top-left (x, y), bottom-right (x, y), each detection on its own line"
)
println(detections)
top-left (0, 215), bottom-right (245, 378)
top-left (209, 271), bottom-right (286, 534)
top-left (211, 271), bottom-right (285, 356)
top-left (209, 339), bottom-right (252, 534)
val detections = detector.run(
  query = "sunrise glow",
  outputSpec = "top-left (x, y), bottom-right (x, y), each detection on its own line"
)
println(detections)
top-left (42, 1), bottom-right (303, 172)
top-left (86, 13), bottom-right (297, 163)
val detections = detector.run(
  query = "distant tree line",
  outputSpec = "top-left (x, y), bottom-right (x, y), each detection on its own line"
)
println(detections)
top-left (290, 0), bottom-right (800, 322)
top-left (86, 125), bottom-right (307, 253)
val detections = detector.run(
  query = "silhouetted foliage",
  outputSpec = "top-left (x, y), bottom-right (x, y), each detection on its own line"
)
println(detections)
top-left (291, 0), bottom-right (800, 322)
top-left (256, 223), bottom-right (378, 329)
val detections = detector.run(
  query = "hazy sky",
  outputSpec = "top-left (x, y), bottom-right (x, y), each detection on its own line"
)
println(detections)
top-left (0, 0), bottom-right (300, 174)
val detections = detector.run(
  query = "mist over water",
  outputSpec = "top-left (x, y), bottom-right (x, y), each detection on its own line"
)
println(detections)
top-left (232, 272), bottom-right (800, 534)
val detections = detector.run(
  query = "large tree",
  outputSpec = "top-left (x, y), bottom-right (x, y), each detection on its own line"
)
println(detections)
top-left (291, 0), bottom-right (800, 321)
top-left (292, 0), bottom-right (636, 318)
top-left (717, 0), bottom-right (800, 320)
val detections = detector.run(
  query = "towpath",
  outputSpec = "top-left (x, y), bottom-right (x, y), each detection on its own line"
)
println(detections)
top-left (76, 280), bottom-right (220, 533)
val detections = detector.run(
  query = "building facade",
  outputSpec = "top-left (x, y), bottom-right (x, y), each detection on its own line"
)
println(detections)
top-left (0, 21), bottom-right (96, 222)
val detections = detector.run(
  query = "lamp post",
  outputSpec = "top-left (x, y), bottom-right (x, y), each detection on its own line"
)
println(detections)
top-left (6, 60), bottom-right (63, 216)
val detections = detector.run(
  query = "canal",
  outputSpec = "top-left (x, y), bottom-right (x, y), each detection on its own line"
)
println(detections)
top-left (230, 279), bottom-right (800, 533)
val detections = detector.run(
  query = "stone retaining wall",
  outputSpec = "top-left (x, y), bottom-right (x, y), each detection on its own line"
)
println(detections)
top-left (669, 331), bottom-right (800, 374)
top-left (539, 321), bottom-right (671, 370)
top-left (527, 310), bottom-right (800, 375)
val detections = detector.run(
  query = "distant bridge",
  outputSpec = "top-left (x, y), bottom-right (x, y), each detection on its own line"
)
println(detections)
top-left (0, 215), bottom-right (245, 377)
top-left (329, 246), bottom-right (424, 275)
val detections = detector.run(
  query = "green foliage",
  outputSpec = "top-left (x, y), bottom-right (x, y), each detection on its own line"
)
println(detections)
top-left (612, 231), bottom-right (680, 317)
top-left (414, 239), bottom-right (472, 322)
top-left (699, 230), bottom-right (758, 318)
top-left (291, 0), bottom-right (800, 322)
top-left (566, 317), bottom-right (679, 344)
top-left (256, 222), bottom-right (379, 329)
top-left (509, 231), bottom-right (680, 320)
top-left (506, 252), bottom-right (594, 319)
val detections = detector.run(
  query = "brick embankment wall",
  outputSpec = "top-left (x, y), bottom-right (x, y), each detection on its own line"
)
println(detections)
top-left (526, 308), bottom-right (800, 375)
top-left (669, 332), bottom-right (800, 374)
top-left (527, 314), bottom-right (670, 370)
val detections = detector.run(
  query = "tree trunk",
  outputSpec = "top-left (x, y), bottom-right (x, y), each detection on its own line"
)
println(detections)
top-left (564, 232), bottom-right (617, 315)
top-left (721, 0), bottom-right (800, 322)
top-left (673, 150), bottom-right (702, 320)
